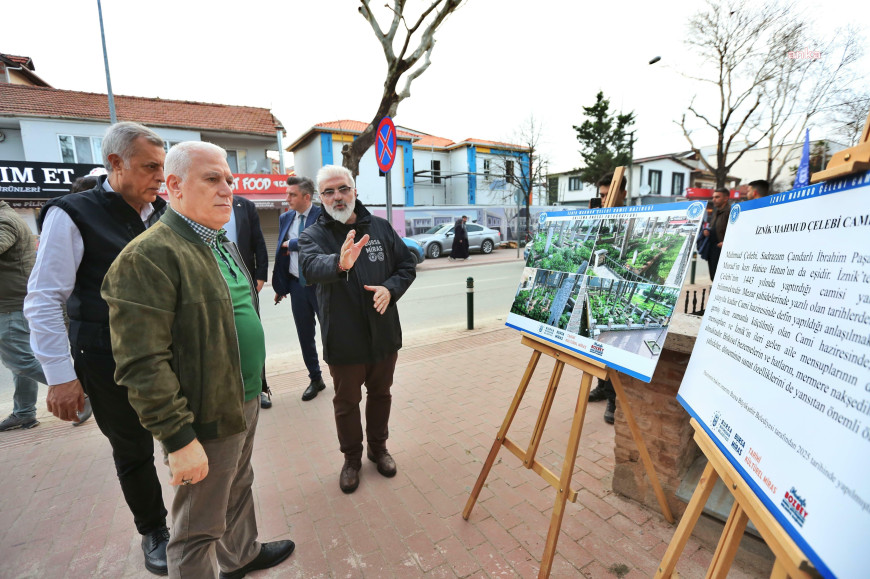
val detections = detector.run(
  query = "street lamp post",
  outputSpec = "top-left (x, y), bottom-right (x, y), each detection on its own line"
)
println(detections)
top-left (96, 0), bottom-right (117, 124)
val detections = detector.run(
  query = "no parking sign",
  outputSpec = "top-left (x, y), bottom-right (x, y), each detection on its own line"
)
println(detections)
top-left (375, 117), bottom-right (397, 173)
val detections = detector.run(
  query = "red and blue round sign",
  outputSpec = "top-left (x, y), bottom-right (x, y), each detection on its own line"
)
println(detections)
top-left (375, 116), bottom-right (397, 173)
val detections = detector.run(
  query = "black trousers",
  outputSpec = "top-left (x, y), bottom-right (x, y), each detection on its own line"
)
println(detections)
top-left (72, 341), bottom-right (167, 535)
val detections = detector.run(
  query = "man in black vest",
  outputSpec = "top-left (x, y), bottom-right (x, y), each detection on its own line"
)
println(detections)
top-left (24, 122), bottom-right (171, 575)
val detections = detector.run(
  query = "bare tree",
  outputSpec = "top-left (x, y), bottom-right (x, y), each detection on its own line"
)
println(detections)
top-left (678, 0), bottom-right (787, 188)
top-left (489, 116), bottom-right (549, 240)
top-left (761, 24), bottom-right (863, 189)
top-left (828, 89), bottom-right (870, 147)
top-left (342, 0), bottom-right (463, 176)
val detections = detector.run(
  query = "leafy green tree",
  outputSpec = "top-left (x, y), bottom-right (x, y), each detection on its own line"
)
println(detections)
top-left (573, 91), bottom-right (636, 186)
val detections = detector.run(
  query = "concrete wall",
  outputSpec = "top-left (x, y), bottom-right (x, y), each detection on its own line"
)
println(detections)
top-left (18, 119), bottom-right (196, 163)
top-left (0, 128), bottom-right (25, 161)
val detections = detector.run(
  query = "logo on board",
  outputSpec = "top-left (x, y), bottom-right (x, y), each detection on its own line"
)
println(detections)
top-left (538, 212), bottom-right (548, 225)
top-left (687, 202), bottom-right (705, 220)
top-left (590, 342), bottom-right (604, 356)
top-left (729, 203), bottom-right (741, 224)
top-left (781, 487), bottom-right (809, 527)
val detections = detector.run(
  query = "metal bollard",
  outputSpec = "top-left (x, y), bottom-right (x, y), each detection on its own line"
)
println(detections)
top-left (690, 255), bottom-right (697, 285)
top-left (467, 277), bottom-right (474, 330)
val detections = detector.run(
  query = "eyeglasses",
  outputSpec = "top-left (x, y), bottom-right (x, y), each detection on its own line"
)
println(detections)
top-left (320, 185), bottom-right (353, 198)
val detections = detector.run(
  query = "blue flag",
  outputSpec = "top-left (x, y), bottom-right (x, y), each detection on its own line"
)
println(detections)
top-left (793, 129), bottom-right (810, 188)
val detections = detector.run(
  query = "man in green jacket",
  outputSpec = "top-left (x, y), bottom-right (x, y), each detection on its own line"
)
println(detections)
top-left (102, 141), bottom-right (294, 579)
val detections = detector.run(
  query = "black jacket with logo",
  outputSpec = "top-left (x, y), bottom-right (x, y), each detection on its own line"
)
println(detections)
top-left (299, 200), bottom-right (416, 365)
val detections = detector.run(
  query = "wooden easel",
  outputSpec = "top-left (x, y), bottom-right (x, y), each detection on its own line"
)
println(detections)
top-left (462, 333), bottom-right (676, 579)
top-left (655, 419), bottom-right (816, 579)
top-left (463, 166), bottom-right (675, 577)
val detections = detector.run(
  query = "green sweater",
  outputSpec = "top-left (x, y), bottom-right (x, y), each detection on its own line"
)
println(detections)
top-left (102, 209), bottom-right (264, 452)
top-left (0, 201), bottom-right (36, 313)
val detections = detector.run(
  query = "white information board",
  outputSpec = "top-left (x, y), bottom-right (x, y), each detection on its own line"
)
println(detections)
top-left (678, 172), bottom-right (870, 579)
top-left (506, 202), bottom-right (704, 382)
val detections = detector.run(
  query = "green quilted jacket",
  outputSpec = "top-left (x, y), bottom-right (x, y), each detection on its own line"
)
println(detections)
top-left (101, 208), bottom-right (259, 453)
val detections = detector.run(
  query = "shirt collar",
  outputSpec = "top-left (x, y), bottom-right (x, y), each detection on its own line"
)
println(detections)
top-left (171, 207), bottom-right (225, 247)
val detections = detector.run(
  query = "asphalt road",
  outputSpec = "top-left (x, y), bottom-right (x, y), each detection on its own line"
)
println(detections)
top-left (0, 252), bottom-right (527, 406)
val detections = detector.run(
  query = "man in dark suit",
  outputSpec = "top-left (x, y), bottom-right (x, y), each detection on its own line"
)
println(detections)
top-left (224, 195), bottom-right (271, 408)
top-left (272, 176), bottom-right (325, 401)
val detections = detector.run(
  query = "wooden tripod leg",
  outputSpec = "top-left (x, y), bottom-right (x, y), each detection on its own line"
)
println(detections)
top-left (610, 370), bottom-right (675, 523)
top-left (705, 502), bottom-right (749, 579)
top-left (538, 371), bottom-right (593, 578)
top-left (769, 560), bottom-right (789, 579)
top-left (525, 360), bottom-right (565, 467)
top-left (463, 349), bottom-right (542, 520)
top-left (655, 462), bottom-right (719, 578)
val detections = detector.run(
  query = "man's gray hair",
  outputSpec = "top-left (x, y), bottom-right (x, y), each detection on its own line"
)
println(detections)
top-left (165, 141), bottom-right (228, 181)
top-left (101, 122), bottom-right (164, 175)
top-left (287, 175), bottom-right (316, 197)
top-left (316, 165), bottom-right (355, 191)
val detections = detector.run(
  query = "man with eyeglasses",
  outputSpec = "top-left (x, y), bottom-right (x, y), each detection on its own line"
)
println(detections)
top-left (299, 165), bottom-right (416, 494)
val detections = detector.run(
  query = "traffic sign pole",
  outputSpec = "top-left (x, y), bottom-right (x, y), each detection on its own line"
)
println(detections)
top-left (385, 169), bottom-right (393, 225)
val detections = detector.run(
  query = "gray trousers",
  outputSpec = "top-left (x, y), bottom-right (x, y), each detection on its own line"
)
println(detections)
top-left (167, 398), bottom-right (261, 578)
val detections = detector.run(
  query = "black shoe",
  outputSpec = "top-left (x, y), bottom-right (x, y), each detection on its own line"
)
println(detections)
top-left (259, 392), bottom-right (272, 409)
top-left (604, 397), bottom-right (616, 425)
top-left (0, 414), bottom-right (39, 431)
top-left (301, 378), bottom-right (326, 401)
top-left (141, 527), bottom-right (170, 575)
top-left (588, 379), bottom-right (615, 402)
top-left (367, 448), bottom-right (397, 477)
top-left (219, 540), bottom-right (295, 579)
top-left (339, 459), bottom-right (361, 494)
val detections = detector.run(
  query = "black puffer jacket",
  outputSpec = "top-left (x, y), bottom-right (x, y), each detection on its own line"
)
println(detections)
top-left (300, 201), bottom-right (416, 365)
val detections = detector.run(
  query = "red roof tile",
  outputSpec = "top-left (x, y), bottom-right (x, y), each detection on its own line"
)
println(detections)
top-left (0, 84), bottom-right (282, 137)
top-left (312, 119), bottom-right (417, 139)
top-left (414, 134), bottom-right (455, 148)
top-left (1, 53), bottom-right (34, 69)
top-left (458, 137), bottom-right (527, 151)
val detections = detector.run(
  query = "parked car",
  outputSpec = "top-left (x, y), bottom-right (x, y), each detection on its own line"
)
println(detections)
top-left (410, 222), bottom-right (501, 259)
top-left (402, 237), bottom-right (425, 266)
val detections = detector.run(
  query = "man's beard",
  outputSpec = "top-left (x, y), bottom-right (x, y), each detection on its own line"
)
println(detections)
top-left (324, 196), bottom-right (356, 224)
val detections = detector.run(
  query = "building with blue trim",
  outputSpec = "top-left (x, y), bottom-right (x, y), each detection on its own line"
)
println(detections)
top-left (285, 120), bottom-right (532, 207)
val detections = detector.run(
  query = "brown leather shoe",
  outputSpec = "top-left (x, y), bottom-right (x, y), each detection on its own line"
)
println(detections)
top-left (367, 448), bottom-right (397, 478)
top-left (339, 460), bottom-right (360, 494)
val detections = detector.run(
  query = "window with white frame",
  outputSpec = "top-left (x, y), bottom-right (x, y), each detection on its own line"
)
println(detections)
top-left (226, 150), bottom-right (248, 173)
top-left (648, 170), bottom-right (662, 195)
top-left (58, 135), bottom-right (103, 164)
top-left (568, 176), bottom-right (582, 191)
top-left (431, 160), bottom-right (441, 184)
top-left (505, 159), bottom-right (514, 183)
top-left (483, 159), bottom-right (491, 180)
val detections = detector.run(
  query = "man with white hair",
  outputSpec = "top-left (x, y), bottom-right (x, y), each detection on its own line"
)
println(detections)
top-left (101, 141), bottom-right (294, 578)
top-left (300, 165), bottom-right (416, 494)
top-left (24, 121), bottom-right (171, 574)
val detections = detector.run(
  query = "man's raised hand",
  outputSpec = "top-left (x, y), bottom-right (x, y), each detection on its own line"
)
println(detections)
top-left (339, 230), bottom-right (370, 270)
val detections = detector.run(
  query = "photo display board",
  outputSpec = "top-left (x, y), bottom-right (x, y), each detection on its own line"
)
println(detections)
top-left (678, 172), bottom-right (870, 579)
top-left (506, 202), bottom-right (704, 382)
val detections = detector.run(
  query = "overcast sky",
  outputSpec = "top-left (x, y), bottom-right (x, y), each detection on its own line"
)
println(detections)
top-left (6, 0), bottom-right (868, 172)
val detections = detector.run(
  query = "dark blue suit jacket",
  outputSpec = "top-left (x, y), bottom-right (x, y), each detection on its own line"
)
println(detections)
top-left (272, 204), bottom-right (321, 297)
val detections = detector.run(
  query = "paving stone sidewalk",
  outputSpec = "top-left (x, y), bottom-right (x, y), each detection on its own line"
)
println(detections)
top-left (0, 325), bottom-right (772, 578)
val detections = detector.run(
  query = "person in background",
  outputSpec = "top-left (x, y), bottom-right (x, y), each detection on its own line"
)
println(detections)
top-left (450, 215), bottom-right (469, 260)
top-left (224, 195), bottom-right (272, 409)
top-left (272, 176), bottom-right (326, 402)
top-left (747, 179), bottom-right (769, 200)
top-left (703, 187), bottom-right (731, 281)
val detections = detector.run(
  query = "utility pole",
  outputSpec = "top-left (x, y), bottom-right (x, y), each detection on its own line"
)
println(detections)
top-left (96, 0), bottom-right (117, 124)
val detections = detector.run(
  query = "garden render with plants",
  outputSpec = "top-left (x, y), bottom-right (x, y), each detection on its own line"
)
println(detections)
top-left (506, 203), bottom-right (704, 381)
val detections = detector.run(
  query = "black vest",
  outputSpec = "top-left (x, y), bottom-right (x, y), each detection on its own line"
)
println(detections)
top-left (38, 177), bottom-right (167, 349)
